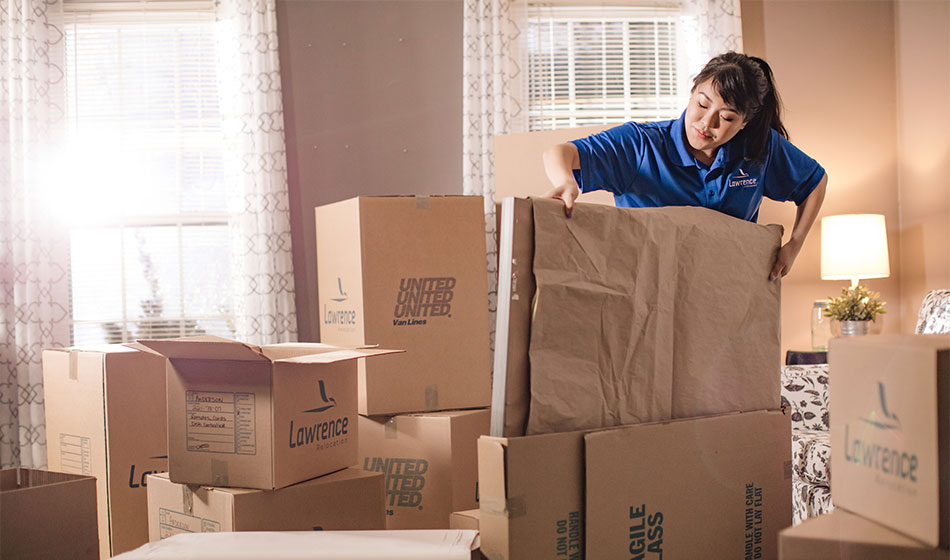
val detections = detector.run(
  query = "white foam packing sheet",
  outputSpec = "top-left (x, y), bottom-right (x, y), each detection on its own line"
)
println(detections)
top-left (112, 530), bottom-right (480, 560)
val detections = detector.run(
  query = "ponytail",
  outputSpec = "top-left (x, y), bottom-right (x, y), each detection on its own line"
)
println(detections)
top-left (692, 52), bottom-right (787, 163)
top-left (744, 56), bottom-right (787, 162)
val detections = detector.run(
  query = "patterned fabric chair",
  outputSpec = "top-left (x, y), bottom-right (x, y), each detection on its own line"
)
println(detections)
top-left (782, 288), bottom-right (950, 525)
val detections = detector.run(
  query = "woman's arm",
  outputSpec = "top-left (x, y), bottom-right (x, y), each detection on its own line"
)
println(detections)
top-left (542, 143), bottom-right (581, 217)
top-left (770, 172), bottom-right (828, 281)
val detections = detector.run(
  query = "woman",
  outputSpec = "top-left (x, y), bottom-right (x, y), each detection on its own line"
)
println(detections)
top-left (542, 52), bottom-right (827, 281)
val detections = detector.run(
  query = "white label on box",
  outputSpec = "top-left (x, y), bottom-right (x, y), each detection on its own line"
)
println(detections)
top-left (158, 508), bottom-right (221, 539)
top-left (185, 391), bottom-right (256, 455)
top-left (59, 433), bottom-right (92, 475)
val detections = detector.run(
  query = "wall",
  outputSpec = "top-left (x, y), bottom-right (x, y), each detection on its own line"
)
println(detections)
top-left (895, 0), bottom-right (950, 331)
top-left (742, 0), bottom-right (902, 355)
top-left (277, 0), bottom-right (463, 342)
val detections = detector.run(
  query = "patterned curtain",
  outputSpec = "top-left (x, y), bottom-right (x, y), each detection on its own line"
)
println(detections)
top-left (462, 0), bottom-right (524, 357)
top-left (681, 0), bottom-right (745, 71)
top-left (0, 0), bottom-right (70, 469)
top-left (214, 0), bottom-right (298, 345)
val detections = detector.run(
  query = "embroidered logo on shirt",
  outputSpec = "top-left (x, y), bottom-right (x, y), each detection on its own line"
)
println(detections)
top-left (728, 168), bottom-right (758, 188)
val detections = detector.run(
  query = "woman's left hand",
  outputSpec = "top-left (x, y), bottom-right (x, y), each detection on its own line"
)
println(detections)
top-left (770, 238), bottom-right (803, 281)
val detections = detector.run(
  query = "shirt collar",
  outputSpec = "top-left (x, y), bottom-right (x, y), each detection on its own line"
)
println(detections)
top-left (668, 111), bottom-right (695, 167)
top-left (668, 110), bottom-right (746, 169)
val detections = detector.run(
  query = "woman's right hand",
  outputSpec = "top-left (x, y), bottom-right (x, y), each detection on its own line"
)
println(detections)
top-left (541, 143), bottom-right (582, 218)
top-left (542, 181), bottom-right (580, 217)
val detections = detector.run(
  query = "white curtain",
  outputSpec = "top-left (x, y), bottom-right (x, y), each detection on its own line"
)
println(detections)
top-left (462, 0), bottom-right (525, 357)
top-left (0, 0), bottom-right (70, 469)
top-left (214, 0), bottom-right (297, 345)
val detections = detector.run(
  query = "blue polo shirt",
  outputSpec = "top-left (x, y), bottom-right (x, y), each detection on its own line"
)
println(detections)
top-left (570, 112), bottom-right (825, 222)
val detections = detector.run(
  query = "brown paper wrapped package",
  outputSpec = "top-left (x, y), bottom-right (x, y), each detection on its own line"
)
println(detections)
top-left (526, 199), bottom-right (783, 434)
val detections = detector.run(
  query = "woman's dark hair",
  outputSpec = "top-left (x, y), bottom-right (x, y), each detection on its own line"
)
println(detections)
top-left (691, 52), bottom-right (786, 163)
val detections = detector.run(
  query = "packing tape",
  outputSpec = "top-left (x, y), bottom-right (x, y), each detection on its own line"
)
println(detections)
top-left (415, 195), bottom-right (430, 210)
top-left (425, 385), bottom-right (439, 411)
top-left (384, 417), bottom-right (398, 440)
top-left (68, 350), bottom-right (79, 381)
top-left (211, 459), bottom-right (229, 487)
top-left (480, 496), bottom-right (527, 519)
top-left (181, 485), bottom-right (194, 514)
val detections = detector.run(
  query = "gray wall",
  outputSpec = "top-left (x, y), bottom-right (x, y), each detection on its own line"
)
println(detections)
top-left (277, 0), bottom-right (463, 341)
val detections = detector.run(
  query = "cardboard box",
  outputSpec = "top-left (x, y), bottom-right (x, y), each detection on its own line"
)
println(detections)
top-left (1, 468), bottom-right (99, 560)
top-left (830, 334), bottom-right (950, 547)
top-left (137, 336), bottom-right (399, 490)
top-left (43, 345), bottom-right (167, 559)
top-left (585, 409), bottom-right (792, 559)
top-left (315, 195), bottom-right (492, 416)
top-left (450, 509), bottom-right (480, 531)
top-left (146, 468), bottom-right (385, 540)
top-left (780, 509), bottom-right (950, 560)
top-left (493, 126), bottom-right (615, 205)
top-left (478, 429), bottom-right (587, 560)
top-left (113, 530), bottom-right (481, 560)
top-left (359, 408), bottom-right (489, 529)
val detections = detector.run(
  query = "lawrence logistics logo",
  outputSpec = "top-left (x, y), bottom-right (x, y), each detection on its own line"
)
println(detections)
top-left (288, 379), bottom-right (349, 451)
top-left (728, 168), bottom-right (758, 188)
top-left (861, 382), bottom-right (901, 430)
top-left (393, 277), bottom-right (455, 327)
top-left (843, 381), bottom-right (918, 484)
top-left (303, 380), bottom-right (337, 413)
top-left (323, 276), bottom-right (357, 330)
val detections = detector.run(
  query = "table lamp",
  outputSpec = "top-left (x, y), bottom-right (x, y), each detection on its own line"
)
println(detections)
top-left (820, 214), bottom-right (890, 288)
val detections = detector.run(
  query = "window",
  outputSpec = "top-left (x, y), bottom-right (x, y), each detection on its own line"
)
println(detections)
top-left (62, 2), bottom-right (236, 345)
top-left (525, 4), bottom-right (693, 130)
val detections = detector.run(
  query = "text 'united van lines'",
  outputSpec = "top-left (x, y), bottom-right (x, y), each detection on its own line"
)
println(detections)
top-left (393, 277), bottom-right (456, 326)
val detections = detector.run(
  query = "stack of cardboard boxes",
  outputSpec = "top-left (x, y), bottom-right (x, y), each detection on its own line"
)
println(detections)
top-left (315, 195), bottom-right (492, 530)
top-left (480, 197), bottom-right (795, 559)
top-left (779, 334), bottom-right (950, 560)
top-left (42, 339), bottom-right (402, 558)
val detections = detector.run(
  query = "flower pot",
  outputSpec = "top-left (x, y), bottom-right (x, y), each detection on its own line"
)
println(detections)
top-left (832, 320), bottom-right (871, 337)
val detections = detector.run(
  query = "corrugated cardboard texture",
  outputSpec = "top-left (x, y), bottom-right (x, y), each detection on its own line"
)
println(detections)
top-left (316, 195), bottom-right (491, 415)
top-left (358, 409), bottom-right (488, 529)
top-left (147, 469), bottom-right (385, 541)
top-left (830, 334), bottom-right (950, 547)
top-left (1, 468), bottom-right (99, 560)
top-left (477, 430), bottom-right (587, 560)
top-left (43, 347), bottom-right (167, 559)
top-left (585, 410), bottom-right (791, 560)
top-left (779, 509), bottom-right (950, 560)
top-left (527, 199), bottom-right (782, 434)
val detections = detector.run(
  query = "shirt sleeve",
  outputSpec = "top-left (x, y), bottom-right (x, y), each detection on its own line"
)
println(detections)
top-left (763, 132), bottom-right (825, 205)
top-left (569, 122), bottom-right (644, 196)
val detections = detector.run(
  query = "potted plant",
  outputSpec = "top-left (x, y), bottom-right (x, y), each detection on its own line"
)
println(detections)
top-left (824, 285), bottom-right (886, 336)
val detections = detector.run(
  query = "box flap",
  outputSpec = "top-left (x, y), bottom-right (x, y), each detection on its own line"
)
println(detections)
top-left (137, 336), bottom-right (268, 362)
top-left (260, 343), bottom-right (343, 361)
top-left (278, 348), bottom-right (404, 365)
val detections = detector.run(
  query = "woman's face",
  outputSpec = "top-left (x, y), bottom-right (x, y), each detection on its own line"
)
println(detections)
top-left (684, 79), bottom-right (747, 161)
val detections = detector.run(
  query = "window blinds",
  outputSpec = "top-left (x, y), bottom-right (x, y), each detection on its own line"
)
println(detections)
top-left (526, 5), bottom-right (684, 130)
top-left (63, 4), bottom-right (236, 345)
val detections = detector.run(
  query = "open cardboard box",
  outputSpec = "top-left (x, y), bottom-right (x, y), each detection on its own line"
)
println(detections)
top-left (138, 336), bottom-right (400, 490)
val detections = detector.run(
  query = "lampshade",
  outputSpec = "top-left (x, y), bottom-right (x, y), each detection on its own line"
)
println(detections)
top-left (820, 214), bottom-right (890, 285)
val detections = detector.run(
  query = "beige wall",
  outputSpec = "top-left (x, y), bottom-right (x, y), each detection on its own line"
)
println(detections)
top-left (895, 0), bottom-right (950, 332)
top-left (277, 0), bottom-right (463, 342)
top-left (743, 0), bottom-right (902, 355)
